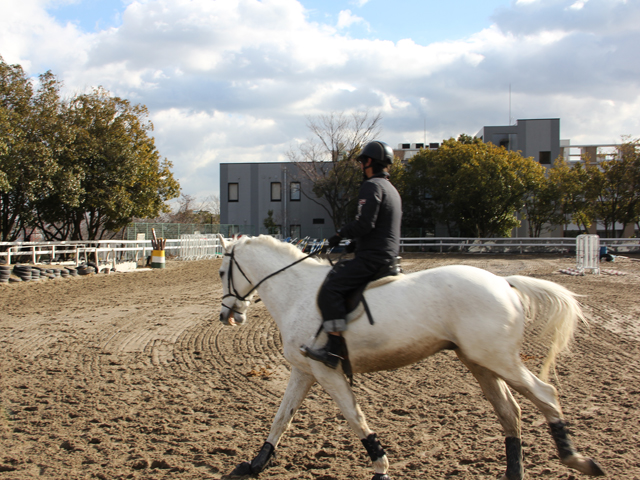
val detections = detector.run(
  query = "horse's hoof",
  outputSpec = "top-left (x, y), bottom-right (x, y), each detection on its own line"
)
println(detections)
top-left (563, 454), bottom-right (606, 477)
top-left (227, 461), bottom-right (252, 477)
top-left (372, 474), bottom-right (391, 480)
top-left (585, 458), bottom-right (605, 476)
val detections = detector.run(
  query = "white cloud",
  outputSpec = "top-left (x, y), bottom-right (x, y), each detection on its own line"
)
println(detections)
top-left (336, 9), bottom-right (368, 30)
top-left (568, 0), bottom-right (588, 10)
top-left (2, 0), bottom-right (639, 198)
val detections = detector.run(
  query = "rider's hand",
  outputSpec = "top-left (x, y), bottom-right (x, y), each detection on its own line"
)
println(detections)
top-left (345, 241), bottom-right (356, 253)
top-left (328, 235), bottom-right (341, 249)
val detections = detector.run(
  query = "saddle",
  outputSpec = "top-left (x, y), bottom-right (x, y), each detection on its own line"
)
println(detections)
top-left (344, 257), bottom-right (403, 325)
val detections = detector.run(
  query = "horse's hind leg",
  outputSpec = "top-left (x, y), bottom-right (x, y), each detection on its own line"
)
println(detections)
top-left (496, 362), bottom-right (605, 476)
top-left (456, 351), bottom-right (524, 480)
top-left (311, 363), bottom-right (390, 480)
top-left (228, 366), bottom-right (315, 477)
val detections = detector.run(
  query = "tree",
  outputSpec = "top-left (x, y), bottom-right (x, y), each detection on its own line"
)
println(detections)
top-left (402, 137), bottom-right (540, 237)
top-left (586, 139), bottom-right (640, 237)
top-left (0, 58), bottom-right (69, 241)
top-left (548, 157), bottom-right (593, 234)
top-left (52, 88), bottom-right (180, 240)
top-left (287, 111), bottom-right (382, 231)
top-left (520, 160), bottom-right (563, 237)
top-left (263, 209), bottom-right (279, 235)
top-left (158, 194), bottom-right (220, 224)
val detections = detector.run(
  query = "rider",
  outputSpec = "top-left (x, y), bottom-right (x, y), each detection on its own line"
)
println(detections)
top-left (302, 140), bottom-right (402, 369)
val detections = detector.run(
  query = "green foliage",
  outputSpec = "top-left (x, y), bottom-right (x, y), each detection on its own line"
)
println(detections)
top-left (403, 137), bottom-right (539, 237)
top-left (0, 57), bottom-right (180, 241)
top-left (585, 140), bottom-right (640, 237)
top-left (0, 59), bottom-right (66, 241)
top-left (263, 209), bottom-right (279, 234)
top-left (520, 159), bottom-right (562, 237)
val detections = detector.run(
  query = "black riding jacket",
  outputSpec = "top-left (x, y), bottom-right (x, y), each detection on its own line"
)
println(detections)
top-left (338, 173), bottom-right (402, 263)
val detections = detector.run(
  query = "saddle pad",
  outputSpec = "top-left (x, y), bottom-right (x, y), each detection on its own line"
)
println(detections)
top-left (345, 273), bottom-right (405, 323)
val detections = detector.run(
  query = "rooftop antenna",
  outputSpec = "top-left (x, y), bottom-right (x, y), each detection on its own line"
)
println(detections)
top-left (509, 84), bottom-right (512, 125)
top-left (424, 117), bottom-right (426, 145)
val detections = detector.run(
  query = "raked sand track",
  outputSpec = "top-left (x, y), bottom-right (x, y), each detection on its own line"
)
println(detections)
top-left (1, 254), bottom-right (639, 479)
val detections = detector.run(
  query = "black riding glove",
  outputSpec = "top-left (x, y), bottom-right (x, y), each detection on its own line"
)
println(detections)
top-left (328, 235), bottom-right (341, 249)
top-left (345, 240), bottom-right (356, 253)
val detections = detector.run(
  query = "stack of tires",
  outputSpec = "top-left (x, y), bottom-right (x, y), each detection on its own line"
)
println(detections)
top-left (60, 268), bottom-right (70, 279)
top-left (66, 267), bottom-right (79, 277)
top-left (31, 267), bottom-right (42, 281)
top-left (76, 264), bottom-right (96, 276)
top-left (13, 264), bottom-right (33, 282)
top-left (0, 265), bottom-right (11, 284)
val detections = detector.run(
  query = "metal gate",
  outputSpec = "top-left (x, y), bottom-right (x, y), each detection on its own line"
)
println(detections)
top-left (576, 234), bottom-right (600, 274)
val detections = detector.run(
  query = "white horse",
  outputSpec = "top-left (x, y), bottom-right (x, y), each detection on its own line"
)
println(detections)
top-left (217, 235), bottom-right (605, 480)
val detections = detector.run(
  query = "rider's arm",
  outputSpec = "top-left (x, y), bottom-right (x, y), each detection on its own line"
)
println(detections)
top-left (338, 181), bottom-right (382, 239)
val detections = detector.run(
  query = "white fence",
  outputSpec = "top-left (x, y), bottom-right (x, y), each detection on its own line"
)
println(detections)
top-left (1, 236), bottom-right (638, 266)
top-left (0, 237), bottom-right (225, 267)
top-left (176, 234), bottom-right (224, 261)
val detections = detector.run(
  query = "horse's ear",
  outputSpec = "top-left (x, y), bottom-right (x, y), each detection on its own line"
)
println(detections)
top-left (217, 234), bottom-right (230, 252)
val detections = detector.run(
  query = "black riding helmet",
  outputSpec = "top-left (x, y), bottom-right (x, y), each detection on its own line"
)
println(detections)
top-left (357, 141), bottom-right (394, 167)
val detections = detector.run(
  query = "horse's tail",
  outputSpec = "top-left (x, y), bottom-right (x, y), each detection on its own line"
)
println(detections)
top-left (505, 275), bottom-right (587, 381)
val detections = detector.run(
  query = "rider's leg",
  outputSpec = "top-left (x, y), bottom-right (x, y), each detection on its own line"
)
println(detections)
top-left (304, 257), bottom-right (380, 368)
top-left (302, 331), bottom-right (346, 369)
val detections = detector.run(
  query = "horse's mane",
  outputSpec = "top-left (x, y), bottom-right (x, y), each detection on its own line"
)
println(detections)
top-left (239, 235), bottom-right (329, 265)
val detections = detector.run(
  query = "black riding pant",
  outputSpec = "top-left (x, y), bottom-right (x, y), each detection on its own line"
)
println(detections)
top-left (317, 256), bottom-right (387, 329)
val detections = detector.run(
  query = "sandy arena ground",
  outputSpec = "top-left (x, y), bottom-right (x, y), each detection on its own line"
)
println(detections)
top-left (1, 253), bottom-right (639, 480)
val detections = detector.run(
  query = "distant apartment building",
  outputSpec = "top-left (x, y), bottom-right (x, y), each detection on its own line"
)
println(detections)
top-left (220, 162), bottom-right (335, 239)
top-left (476, 118), bottom-right (561, 166)
top-left (393, 142), bottom-right (440, 161)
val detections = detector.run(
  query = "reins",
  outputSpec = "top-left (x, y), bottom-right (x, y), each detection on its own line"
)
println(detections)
top-left (222, 245), bottom-right (321, 303)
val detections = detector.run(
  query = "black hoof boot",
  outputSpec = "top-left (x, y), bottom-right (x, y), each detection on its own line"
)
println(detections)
top-left (372, 474), bottom-right (391, 480)
top-left (301, 334), bottom-right (345, 369)
top-left (227, 461), bottom-right (252, 478)
top-left (504, 437), bottom-right (524, 480)
top-left (227, 442), bottom-right (275, 477)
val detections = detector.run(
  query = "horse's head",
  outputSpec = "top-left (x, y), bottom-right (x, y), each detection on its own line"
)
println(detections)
top-left (218, 234), bottom-right (256, 326)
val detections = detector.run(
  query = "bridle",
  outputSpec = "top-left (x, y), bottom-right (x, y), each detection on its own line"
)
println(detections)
top-left (221, 244), bottom-right (319, 311)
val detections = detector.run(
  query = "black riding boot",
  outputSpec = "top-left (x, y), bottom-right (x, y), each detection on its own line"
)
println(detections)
top-left (302, 334), bottom-right (346, 369)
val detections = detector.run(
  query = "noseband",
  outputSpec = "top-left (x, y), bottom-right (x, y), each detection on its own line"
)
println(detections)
top-left (222, 245), bottom-right (318, 305)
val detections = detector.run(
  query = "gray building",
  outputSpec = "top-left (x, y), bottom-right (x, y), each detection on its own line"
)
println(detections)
top-left (220, 162), bottom-right (335, 239)
top-left (476, 118), bottom-right (561, 166)
top-left (220, 118), bottom-right (567, 239)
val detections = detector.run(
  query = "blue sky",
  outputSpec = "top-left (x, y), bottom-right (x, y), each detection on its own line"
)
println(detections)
top-left (48, 0), bottom-right (513, 42)
top-left (3, 0), bottom-right (640, 200)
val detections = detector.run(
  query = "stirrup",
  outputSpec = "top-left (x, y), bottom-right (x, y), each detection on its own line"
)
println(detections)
top-left (300, 344), bottom-right (342, 369)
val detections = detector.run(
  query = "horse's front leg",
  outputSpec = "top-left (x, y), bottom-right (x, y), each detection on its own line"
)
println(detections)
top-left (227, 366), bottom-right (315, 477)
top-left (311, 363), bottom-right (391, 480)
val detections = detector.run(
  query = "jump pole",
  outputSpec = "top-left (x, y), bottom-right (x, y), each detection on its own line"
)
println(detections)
top-left (151, 228), bottom-right (166, 269)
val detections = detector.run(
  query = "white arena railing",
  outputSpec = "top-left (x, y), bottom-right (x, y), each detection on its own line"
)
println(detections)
top-left (176, 234), bottom-right (224, 261)
top-left (0, 236), bottom-right (638, 267)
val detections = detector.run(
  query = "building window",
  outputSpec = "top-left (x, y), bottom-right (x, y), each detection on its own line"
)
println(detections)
top-left (429, 143), bottom-right (440, 149)
top-left (312, 218), bottom-right (325, 225)
top-left (290, 225), bottom-right (301, 238)
top-left (228, 183), bottom-right (239, 202)
top-left (290, 182), bottom-right (301, 201)
top-left (271, 182), bottom-right (282, 201)
top-left (415, 143), bottom-right (424, 149)
top-left (539, 151), bottom-right (551, 164)
top-left (402, 143), bottom-right (411, 149)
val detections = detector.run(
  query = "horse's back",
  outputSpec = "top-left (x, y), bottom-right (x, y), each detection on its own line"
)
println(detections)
top-left (347, 264), bottom-right (523, 373)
